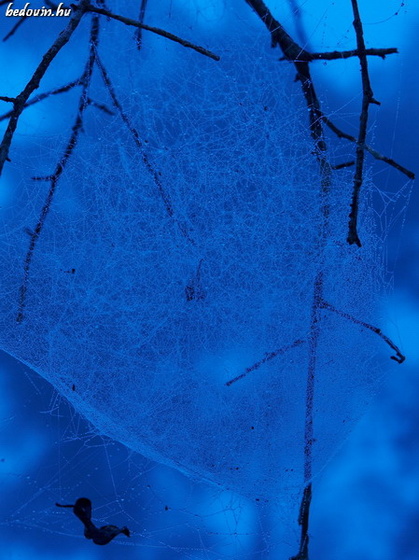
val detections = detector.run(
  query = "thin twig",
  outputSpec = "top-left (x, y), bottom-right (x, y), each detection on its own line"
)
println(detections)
top-left (322, 115), bottom-right (415, 179)
top-left (3, 16), bottom-right (27, 42)
top-left (85, 4), bottom-right (220, 61)
top-left (244, 1), bottom-right (332, 490)
top-left (225, 339), bottom-right (305, 386)
top-left (289, 483), bottom-right (312, 560)
top-left (348, 0), bottom-right (380, 247)
top-left (308, 47), bottom-right (397, 61)
top-left (287, 0), bottom-right (310, 49)
top-left (0, 0), bottom-right (89, 177)
top-left (17, 16), bottom-right (99, 323)
top-left (0, 80), bottom-right (82, 122)
top-left (332, 161), bottom-right (355, 170)
top-left (0, 96), bottom-right (17, 103)
top-left (86, 98), bottom-right (114, 115)
top-left (243, 8), bottom-right (333, 560)
top-left (94, 53), bottom-right (196, 246)
top-left (320, 300), bottom-right (405, 364)
top-left (135, 0), bottom-right (149, 49)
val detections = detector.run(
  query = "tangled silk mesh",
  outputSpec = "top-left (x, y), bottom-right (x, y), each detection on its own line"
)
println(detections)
top-left (0, 3), bottom-right (384, 503)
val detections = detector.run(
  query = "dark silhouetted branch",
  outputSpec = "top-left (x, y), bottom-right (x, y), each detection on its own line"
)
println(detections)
top-left (95, 53), bottom-right (196, 246)
top-left (17, 16), bottom-right (99, 323)
top-left (3, 16), bottom-right (27, 42)
top-left (225, 339), bottom-right (305, 386)
top-left (85, 4), bottom-right (220, 61)
top-left (322, 115), bottom-right (415, 179)
top-left (347, 0), bottom-right (380, 247)
top-left (244, 5), bottom-right (332, 514)
top-left (308, 47), bottom-right (397, 61)
top-left (135, 0), bottom-right (149, 49)
top-left (332, 161), bottom-right (355, 170)
top-left (0, 0), bottom-right (89, 176)
top-left (320, 300), bottom-right (405, 364)
top-left (289, 483), bottom-right (312, 560)
top-left (0, 80), bottom-right (82, 122)
top-left (86, 98), bottom-right (114, 115)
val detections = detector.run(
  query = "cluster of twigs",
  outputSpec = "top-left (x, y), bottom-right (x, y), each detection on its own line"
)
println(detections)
top-left (0, 1), bottom-right (413, 559)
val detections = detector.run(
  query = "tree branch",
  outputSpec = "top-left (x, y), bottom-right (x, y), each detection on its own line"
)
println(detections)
top-left (2, 16), bottom-right (27, 42)
top-left (17, 15), bottom-right (99, 322)
top-left (243, 6), bottom-right (333, 560)
top-left (289, 483), bottom-right (312, 560)
top-left (0, 0), bottom-right (89, 177)
top-left (347, 0), bottom-right (380, 247)
top-left (308, 47), bottom-right (397, 61)
top-left (0, 80), bottom-right (82, 122)
top-left (85, 4), bottom-right (220, 61)
top-left (320, 300), bottom-right (405, 364)
top-left (322, 115), bottom-right (415, 179)
top-left (135, 0), bottom-right (149, 50)
top-left (94, 53), bottom-right (196, 246)
top-left (225, 339), bottom-right (305, 386)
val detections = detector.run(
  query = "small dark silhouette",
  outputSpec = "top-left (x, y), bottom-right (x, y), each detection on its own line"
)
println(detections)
top-left (56, 497), bottom-right (130, 545)
top-left (185, 259), bottom-right (206, 302)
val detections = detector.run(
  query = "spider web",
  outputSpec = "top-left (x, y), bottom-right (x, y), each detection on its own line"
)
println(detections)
top-left (0, 0), bottom-right (416, 558)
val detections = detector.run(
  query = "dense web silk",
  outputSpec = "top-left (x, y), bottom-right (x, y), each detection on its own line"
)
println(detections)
top-left (0, 1), bottom-right (383, 502)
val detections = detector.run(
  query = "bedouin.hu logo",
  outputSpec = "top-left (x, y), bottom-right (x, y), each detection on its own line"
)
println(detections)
top-left (5, 2), bottom-right (72, 17)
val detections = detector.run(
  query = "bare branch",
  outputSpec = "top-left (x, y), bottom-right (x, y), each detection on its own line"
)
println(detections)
top-left (0, 96), bottom-right (17, 103)
top-left (322, 115), bottom-right (415, 179)
top-left (320, 300), bottom-right (405, 364)
top-left (0, 80), bottom-right (81, 123)
top-left (135, 0), bottom-right (149, 50)
top-left (308, 47), bottom-right (397, 61)
top-left (244, 1), bottom-right (332, 500)
top-left (347, 0), bottom-right (380, 247)
top-left (331, 161), bottom-right (355, 170)
top-left (17, 16), bottom-right (99, 322)
top-left (245, 0), bottom-right (311, 60)
top-left (289, 483), bottom-right (312, 560)
top-left (94, 53), bottom-right (196, 246)
top-left (85, 4), bottom-right (220, 61)
top-left (0, 0), bottom-right (89, 177)
top-left (86, 98), bottom-right (114, 115)
top-left (3, 16), bottom-right (27, 42)
top-left (225, 339), bottom-right (305, 386)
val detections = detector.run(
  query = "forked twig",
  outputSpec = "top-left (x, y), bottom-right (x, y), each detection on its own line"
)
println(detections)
top-left (320, 300), bottom-right (405, 364)
top-left (0, 80), bottom-right (82, 122)
top-left (243, 9), bottom-right (329, 560)
top-left (94, 53), bottom-right (196, 246)
top-left (347, 0), bottom-right (380, 247)
top-left (0, 0), bottom-right (219, 177)
top-left (16, 16), bottom-right (99, 323)
top-left (322, 115), bottom-right (415, 179)
top-left (225, 339), bottom-right (305, 386)
top-left (242, 3), bottom-right (407, 558)
top-left (0, 0), bottom-right (89, 176)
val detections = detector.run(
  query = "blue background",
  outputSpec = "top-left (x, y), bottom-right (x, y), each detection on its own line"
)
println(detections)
top-left (0, 1), bottom-right (418, 558)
